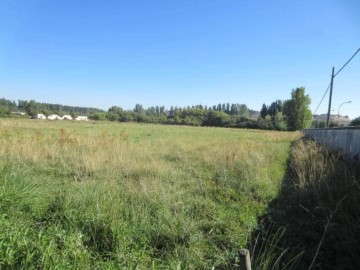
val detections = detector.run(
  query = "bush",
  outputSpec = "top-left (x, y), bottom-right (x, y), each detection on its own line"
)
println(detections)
top-left (350, 117), bottom-right (360, 126)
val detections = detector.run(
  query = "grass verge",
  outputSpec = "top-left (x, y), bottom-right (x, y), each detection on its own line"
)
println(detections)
top-left (252, 139), bottom-right (360, 269)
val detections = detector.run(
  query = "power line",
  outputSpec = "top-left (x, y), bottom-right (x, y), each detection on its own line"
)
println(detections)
top-left (313, 47), bottom-right (359, 116)
top-left (334, 48), bottom-right (360, 77)
top-left (313, 83), bottom-right (331, 115)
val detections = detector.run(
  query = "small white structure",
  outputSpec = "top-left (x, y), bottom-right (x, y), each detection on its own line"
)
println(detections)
top-left (61, 115), bottom-right (73, 120)
top-left (48, 114), bottom-right (62, 120)
top-left (75, 116), bottom-right (88, 121)
top-left (13, 112), bottom-right (26, 116)
top-left (32, 113), bottom-right (47, 120)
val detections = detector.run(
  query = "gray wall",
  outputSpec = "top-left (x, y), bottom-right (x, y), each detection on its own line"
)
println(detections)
top-left (303, 127), bottom-right (360, 162)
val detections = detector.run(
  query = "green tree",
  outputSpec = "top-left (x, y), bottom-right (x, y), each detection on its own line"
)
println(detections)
top-left (268, 100), bottom-right (283, 116)
top-left (284, 87), bottom-right (312, 130)
top-left (90, 112), bottom-right (106, 121)
top-left (106, 112), bottom-right (118, 121)
top-left (239, 104), bottom-right (250, 119)
top-left (350, 117), bottom-right (360, 126)
top-left (203, 110), bottom-right (232, 127)
top-left (260, 104), bottom-right (268, 118)
top-left (26, 100), bottom-right (38, 115)
top-left (108, 106), bottom-right (123, 114)
top-left (274, 112), bottom-right (287, 130)
top-left (0, 105), bottom-right (10, 117)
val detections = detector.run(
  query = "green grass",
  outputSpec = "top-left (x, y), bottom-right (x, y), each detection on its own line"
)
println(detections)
top-left (0, 118), bottom-right (300, 269)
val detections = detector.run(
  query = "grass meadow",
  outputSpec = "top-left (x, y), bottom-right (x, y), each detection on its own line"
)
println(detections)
top-left (0, 118), bottom-right (300, 269)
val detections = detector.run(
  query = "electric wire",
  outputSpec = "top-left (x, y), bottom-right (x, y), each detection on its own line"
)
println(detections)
top-left (313, 47), bottom-right (359, 115)
top-left (334, 48), bottom-right (360, 77)
top-left (313, 83), bottom-right (331, 115)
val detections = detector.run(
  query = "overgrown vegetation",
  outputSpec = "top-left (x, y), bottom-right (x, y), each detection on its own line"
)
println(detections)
top-left (254, 139), bottom-right (360, 269)
top-left (0, 118), bottom-right (299, 269)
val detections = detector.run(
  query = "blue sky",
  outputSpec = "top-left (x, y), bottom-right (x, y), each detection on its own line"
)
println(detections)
top-left (0, 0), bottom-right (359, 118)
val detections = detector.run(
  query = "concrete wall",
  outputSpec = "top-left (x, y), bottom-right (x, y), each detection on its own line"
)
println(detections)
top-left (303, 127), bottom-right (360, 162)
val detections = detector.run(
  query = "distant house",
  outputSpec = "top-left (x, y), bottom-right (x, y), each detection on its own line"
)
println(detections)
top-left (313, 114), bottom-right (352, 127)
top-left (12, 112), bottom-right (26, 116)
top-left (48, 114), bottom-right (62, 120)
top-left (31, 113), bottom-right (47, 120)
top-left (62, 115), bottom-right (73, 120)
top-left (75, 116), bottom-right (88, 121)
top-left (337, 115), bottom-right (351, 127)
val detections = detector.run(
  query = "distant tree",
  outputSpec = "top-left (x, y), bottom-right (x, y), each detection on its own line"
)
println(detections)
top-left (26, 100), bottom-right (38, 115)
top-left (0, 98), bottom-right (17, 116)
top-left (108, 106), bottom-right (123, 114)
top-left (169, 106), bottom-right (175, 117)
top-left (90, 112), bottom-right (106, 121)
top-left (260, 104), bottom-right (268, 118)
top-left (284, 87), bottom-right (312, 130)
top-left (268, 100), bottom-right (283, 116)
top-left (70, 112), bottom-right (78, 118)
top-left (257, 115), bottom-right (274, 130)
top-left (230, 103), bottom-right (237, 115)
top-left (106, 112), bottom-right (118, 121)
top-left (118, 111), bottom-right (133, 122)
top-left (134, 104), bottom-right (144, 114)
top-left (146, 106), bottom-right (156, 116)
top-left (41, 110), bottom-right (50, 117)
top-left (265, 115), bottom-right (272, 121)
top-left (0, 105), bottom-right (10, 116)
top-left (239, 104), bottom-right (250, 119)
top-left (94, 112), bottom-right (107, 121)
top-left (274, 112), bottom-right (287, 130)
top-left (350, 117), bottom-right (360, 126)
top-left (226, 103), bottom-right (230, 113)
top-left (180, 108), bottom-right (205, 126)
top-left (203, 111), bottom-right (232, 127)
top-left (18, 100), bottom-right (28, 111)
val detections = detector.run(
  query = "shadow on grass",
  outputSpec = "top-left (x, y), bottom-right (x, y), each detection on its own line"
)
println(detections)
top-left (249, 139), bottom-right (360, 270)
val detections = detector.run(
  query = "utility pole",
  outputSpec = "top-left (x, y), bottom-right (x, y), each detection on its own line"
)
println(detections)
top-left (326, 67), bottom-right (335, 128)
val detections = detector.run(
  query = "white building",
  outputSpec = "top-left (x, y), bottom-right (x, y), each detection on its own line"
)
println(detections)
top-left (75, 116), bottom-right (88, 121)
top-left (32, 113), bottom-right (47, 120)
top-left (12, 112), bottom-right (26, 116)
top-left (313, 114), bottom-right (352, 127)
top-left (61, 115), bottom-right (73, 120)
top-left (48, 114), bottom-right (62, 120)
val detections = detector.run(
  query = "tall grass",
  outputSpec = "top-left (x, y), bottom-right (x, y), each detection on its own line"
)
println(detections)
top-left (0, 118), bottom-right (299, 269)
top-left (289, 139), bottom-right (360, 269)
top-left (255, 138), bottom-right (360, 269)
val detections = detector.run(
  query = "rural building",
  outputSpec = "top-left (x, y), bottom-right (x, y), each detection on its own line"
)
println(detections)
top-left (62, 115), bottom-right (73, 120)
top-left (31, 113), bottom-right (47, 119)
top-left (75, 116), bottom-right (88, 121)
top-left (48, 114), bottom-right (62, 120)
top-left (313, 114), bottom-right (352, 127)
top-left (12, 112), bottom-right (26, 116)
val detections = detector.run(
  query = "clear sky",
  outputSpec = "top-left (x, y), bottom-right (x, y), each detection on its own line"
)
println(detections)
top-left (0, 0), bottom-right (359, 118)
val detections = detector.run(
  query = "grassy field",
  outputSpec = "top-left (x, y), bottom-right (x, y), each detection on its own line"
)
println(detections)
top-left (0, 118), bottom-right (300, 269)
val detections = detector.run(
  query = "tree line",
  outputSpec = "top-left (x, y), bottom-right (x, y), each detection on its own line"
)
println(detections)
top-left (0, 87), bottom-right (313, 130)
top-left (0, 99), bottom-right (103, 117)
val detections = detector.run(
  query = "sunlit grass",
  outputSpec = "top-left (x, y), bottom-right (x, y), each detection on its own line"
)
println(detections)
top-left (0, 118), bottom-right (300, 269)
